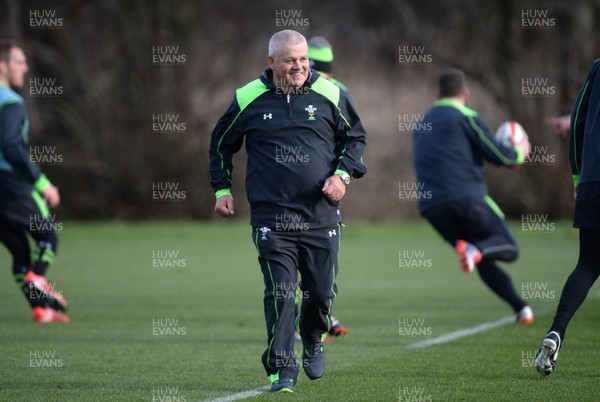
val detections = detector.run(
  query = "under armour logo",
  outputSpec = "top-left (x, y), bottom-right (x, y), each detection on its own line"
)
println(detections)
top-left (263, 113), bottom-right (272, 120)
top-left (328, 230), bottom-right (337, 237)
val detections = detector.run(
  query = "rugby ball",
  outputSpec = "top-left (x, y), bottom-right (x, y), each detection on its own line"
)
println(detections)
top-left (495, 121), bottom-right (527, 148)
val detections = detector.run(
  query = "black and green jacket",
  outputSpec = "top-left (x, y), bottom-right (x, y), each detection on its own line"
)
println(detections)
top-left (208, 67), bottom-right (367, 228)
top-left (413, 98), bottom-right (524, 212)
top-left (0, 82), bottom-right (51, 192)
top-left (570, 59), bottom-right (600, 188)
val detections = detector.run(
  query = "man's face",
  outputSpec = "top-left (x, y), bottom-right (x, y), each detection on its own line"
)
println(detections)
top-left (268, 42), bottom-right (309, 91)
top-left (0, 47), bottom-right (29, 89)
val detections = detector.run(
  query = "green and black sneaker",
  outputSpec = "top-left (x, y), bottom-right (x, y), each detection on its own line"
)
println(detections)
top-left (302, 341), bottom-right (326, 380)
top-left (269, 374), bottom-right (296, 393)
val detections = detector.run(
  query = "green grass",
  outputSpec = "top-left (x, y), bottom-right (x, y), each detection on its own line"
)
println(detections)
top-left (0, 221), bottom-right (598, 401)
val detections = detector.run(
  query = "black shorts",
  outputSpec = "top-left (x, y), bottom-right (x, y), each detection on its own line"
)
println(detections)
top-left (574, 182), bottom-right (600, 230)
top-left (0, 171), bottom-right (49, 228)
top-left (421, 196), bottom-right (515, 249)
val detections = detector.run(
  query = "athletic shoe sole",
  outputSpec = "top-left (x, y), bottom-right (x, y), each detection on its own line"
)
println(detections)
top-left (535, 337), bottom-right (558, 376)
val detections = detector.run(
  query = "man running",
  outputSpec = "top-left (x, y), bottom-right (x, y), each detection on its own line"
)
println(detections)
top-left (208, 30), bottom-right (366, 393)
top-left (412, 68), bottom-right (533, 323)
top-left (0, 39), bottom-right (68, 323)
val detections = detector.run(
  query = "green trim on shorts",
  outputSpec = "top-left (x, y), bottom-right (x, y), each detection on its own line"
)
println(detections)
top-left (483, 195), bottom-right (505, 219)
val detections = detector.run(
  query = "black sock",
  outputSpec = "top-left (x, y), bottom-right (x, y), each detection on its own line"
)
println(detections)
top-left (0, 224), bottom-right (46, 308)
top-left (550, 229), bottom-right (600, 341)
top-left (32, 241), bottom-right (57, 276)
top-left (477, 259), bottom-right (527, 312)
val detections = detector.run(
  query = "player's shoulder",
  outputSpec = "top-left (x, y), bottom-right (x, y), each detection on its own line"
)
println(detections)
top-left (311, 74), bottom-right (342, 107)
top-left (235, 79), bottom-right (269, 112)
top-left (0, 85), bottom-right (24, 108)
top-left (589, 58), bottom-right (600, 78)
top-left (432, 99), bottom-right (479, 120)
top-left (326, 76), bottom-right (348, 92)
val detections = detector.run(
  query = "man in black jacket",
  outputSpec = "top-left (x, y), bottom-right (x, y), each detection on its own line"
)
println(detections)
top-left (208, 29), bottom-right (367, 393)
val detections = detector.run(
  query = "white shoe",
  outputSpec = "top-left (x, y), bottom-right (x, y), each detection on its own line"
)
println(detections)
top-left (534, 331), bottom-right (561, 376)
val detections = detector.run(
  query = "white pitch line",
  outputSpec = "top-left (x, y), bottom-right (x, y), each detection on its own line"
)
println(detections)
top-left (406, 315), bottom-right (516, 349)
top-left (207, 386), bottom-right (269, 402)
top-left (208, 315), bottom-right (526, 400)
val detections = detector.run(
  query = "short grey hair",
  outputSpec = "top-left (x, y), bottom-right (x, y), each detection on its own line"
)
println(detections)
top-left (268, 30), bottom-right (307, 57)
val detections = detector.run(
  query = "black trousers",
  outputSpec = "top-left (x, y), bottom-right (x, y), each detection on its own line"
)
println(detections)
top-left (549, 182), bottom-right (600, 339)
top-left (422, 196), bottom-right (526, 312)
top-left (550, 229), bottom-right (600, 340)
top-left (422, 196), bottom-right (518, 262)
top-left (252, 225), bottom-right (340, 379)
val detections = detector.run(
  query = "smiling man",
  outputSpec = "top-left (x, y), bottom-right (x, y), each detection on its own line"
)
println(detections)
top-left (208, 30), bottom-right (367, 393)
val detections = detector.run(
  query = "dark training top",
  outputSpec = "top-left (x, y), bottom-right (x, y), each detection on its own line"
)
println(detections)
top-left (413, 98), bottom-right (524, 212)
top-left (209, 68), bottom-right (367, 228)
top-left (570, 59), bottom-right (600, 188)
top-left (0, 82), bottom-right (50, 192)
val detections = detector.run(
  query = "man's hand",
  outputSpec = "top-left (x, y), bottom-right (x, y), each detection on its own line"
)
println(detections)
top-left (215, 195), bottom-right (235, 217)
top-left (515, 135), bottom-right (531, 160)
top-left (42, 184), bottom-right (60, 208)
top-left (322, 175), bottom-right (346, 202)
top-left (545, 116), bottom-right (570, 138)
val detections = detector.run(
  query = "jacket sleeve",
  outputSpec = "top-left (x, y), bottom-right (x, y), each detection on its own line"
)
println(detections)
top-left (468, 115), bottom-right (524, 167)
top-left (569, 60), bottom-right (598, 188)
top-left (0, 102), bottom-right (50, 191)
top-left (208, 95), bottom-right (245, 198)
top-left (334, 91), bottom-right (367, 179)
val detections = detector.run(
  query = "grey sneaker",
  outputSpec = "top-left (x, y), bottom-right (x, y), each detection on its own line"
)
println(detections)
top-left (302, 342), bottom-right (326, 380)
top-left (270, 377), bottom-right (296, 393)
top-left (534, 331), bottom-right (562, 376)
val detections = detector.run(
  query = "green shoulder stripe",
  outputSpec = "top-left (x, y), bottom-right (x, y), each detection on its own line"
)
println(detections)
top-left (236, 79), bottom-right (269, 112)
top-left (433, 98), bottom-right (478, 117)
top-left (312, 76), bottom-right (351, 127)
top-left (311, 76), bottom-right (340, 109)
top-left (215, 79), bottom-right (268, 171)
top-left (327, 77), bottom-right (348, 92)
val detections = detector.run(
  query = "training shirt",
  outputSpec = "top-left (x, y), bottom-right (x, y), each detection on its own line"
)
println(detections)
top-left (209, 68), bottom-right (367, 228)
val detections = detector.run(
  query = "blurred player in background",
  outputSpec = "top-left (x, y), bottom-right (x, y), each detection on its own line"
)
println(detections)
top-left (535, 59), bottom-right (600, 376)
top-left (209, 30), bottom-right (367, 393)
top-left (412, 68), bottom-right (534, 323)
top-left (308, 36), bottom-right (348, 92)
top-left (0, 39), bottom-right (68, 322)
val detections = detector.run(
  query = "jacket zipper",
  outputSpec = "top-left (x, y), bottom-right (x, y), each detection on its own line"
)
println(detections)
top-left (287, 94), bottom-right (292, 119)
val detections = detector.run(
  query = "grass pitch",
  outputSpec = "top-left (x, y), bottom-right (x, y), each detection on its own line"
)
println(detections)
top-left (0, 221), bottom-right (598, 401)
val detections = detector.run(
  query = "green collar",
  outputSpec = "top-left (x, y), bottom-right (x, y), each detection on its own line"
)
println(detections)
top-left (433, 98), bottom-right (478, 117)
